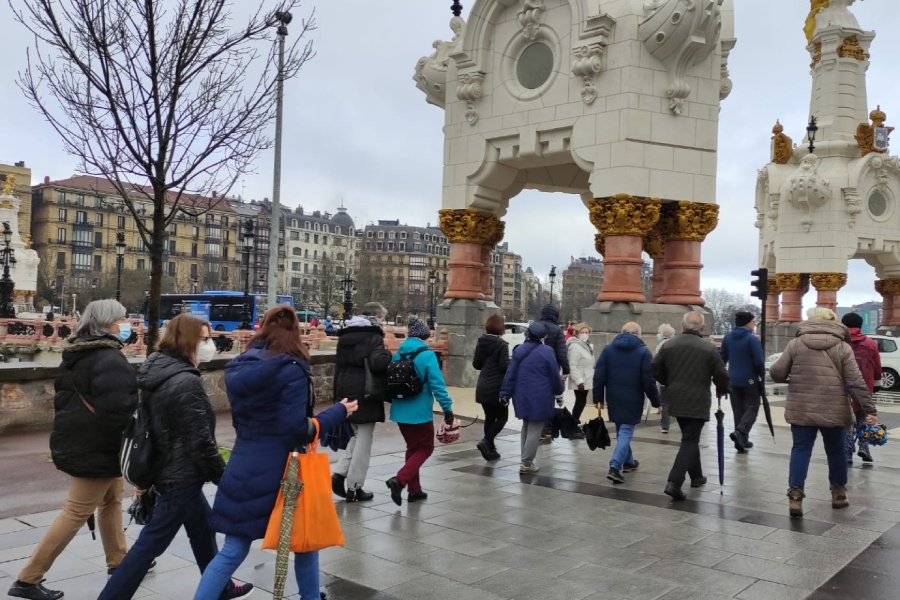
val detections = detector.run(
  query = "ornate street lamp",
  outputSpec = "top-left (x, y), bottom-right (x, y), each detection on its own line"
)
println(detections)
top-left (548, 265), bottom-right (557, 304)
top-left (807, 115), bottom-right (818, 154)
top-left (0, 222), bottom-right (14, 318)
top-left (428, 269), bottom-right (437, 330)
top-left (240, 218), bottom-right (256, 330)
top-left (341, 274), bottom-right (356, 320)
top-left (115, 231), bottom-right (126, 302)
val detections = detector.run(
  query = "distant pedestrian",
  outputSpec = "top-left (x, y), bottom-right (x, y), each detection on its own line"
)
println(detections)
top-left (565, 322), bottom-right (575, 340)
top-left (770, 307), bottom-right (877, 518)
top-left (324, 316), bottom-right (334, 335)
top-left (594, 322), bottom-right (659, 484)
top-left (473, 314), bottom-right (510, 461)
top-left (719, 311), bottom-right (765, 453)
top-left (841, 312), bottom-right (882, 465)
top-left (500, 322), bottom-right (564, 473)
top-left (8, 300), bottom-right (137, 600)
top-left (332, 303), bottom-right (393, 502)
top-left (566, 322), bottom-right (594, 423)
top-left (385, 318), bottom-right (454, 506)
top-left (655, 323), bottom-right (675, 433)
top-left (652, 311), bottom-right (730, 501)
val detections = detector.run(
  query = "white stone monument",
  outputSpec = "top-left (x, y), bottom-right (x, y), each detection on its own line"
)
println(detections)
top-left (0, 176), bottom-right (40, 310)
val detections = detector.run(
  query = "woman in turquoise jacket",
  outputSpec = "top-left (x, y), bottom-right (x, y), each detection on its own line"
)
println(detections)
top-left (385, 318), bottom-right (454, 506)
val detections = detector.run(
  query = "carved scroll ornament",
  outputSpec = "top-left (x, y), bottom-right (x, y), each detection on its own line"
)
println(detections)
top-left (438, 208), bottom-right (504, 245)
top-left (810, 272), bottom-right (848, 292)
top-left (456, 71), bottom-right (485, 125)
top-left (413, 16), bottom-right (466, 108)
top-left (571, 44), bottom-right (604, 105)
top-left (658, 201), bottom-right (720, 242)
top-left (518, 0), bottom-right (545, 41)
top-left (588, 194), bottom-right (661, 237)
top-left (880, 279), bottom-right (900, 297)
top-left (838, 35), bottom-right (869, 61)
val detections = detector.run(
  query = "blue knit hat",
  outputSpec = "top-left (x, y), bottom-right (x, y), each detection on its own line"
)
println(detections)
top-left (408, 318), bottom-right (431, 340)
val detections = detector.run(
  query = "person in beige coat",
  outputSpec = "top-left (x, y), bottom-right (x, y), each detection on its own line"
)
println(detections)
top-left (566, 322), bottom-right (594, 423)
top-left (769, 307), bottom-right (877, 518)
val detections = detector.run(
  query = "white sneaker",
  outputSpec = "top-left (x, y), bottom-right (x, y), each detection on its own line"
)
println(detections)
top-left (519, 463), bottom-right (539, 473)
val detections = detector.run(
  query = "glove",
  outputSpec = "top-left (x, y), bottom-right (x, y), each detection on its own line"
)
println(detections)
top-left (499, 396), bottom-right (511, 407)
top-left (443, 410), bottom-right (454, 424)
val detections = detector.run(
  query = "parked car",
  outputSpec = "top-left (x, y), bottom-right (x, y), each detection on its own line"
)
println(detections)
top-left (502, 322), bottom-right (531, 356)
top-left (872, 335), bottom-right (900, 390)
top-left (764, 352), bottom-right (782, 380)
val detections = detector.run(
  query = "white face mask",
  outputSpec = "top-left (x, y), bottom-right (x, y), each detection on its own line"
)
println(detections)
top-left (197, 339), bottom-right (217, 363)
top-left (578, 333), bottom-right (590, 343)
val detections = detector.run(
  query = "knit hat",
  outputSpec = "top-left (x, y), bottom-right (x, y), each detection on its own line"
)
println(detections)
top-left (841, 312), bottom-right (863, 329)
top-left (735, 311), bottom-right (754, 327)
top-left (407, 318), bottom-right (431, 340)
top-left (526, 321), bottom-right (548, 342)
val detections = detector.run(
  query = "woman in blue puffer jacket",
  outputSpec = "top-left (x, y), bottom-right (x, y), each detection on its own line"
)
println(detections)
top-left (194, 306), bottom-right (357, 600)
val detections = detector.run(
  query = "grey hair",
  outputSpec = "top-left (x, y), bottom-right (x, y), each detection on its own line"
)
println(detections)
top-left (658, 323), bottom-right (675, 338)
top-left (621, 322), bottom-right (642, 336)
top-left (360, 302), bottom-right (387, 319)
top-left (682, 311), bottom-right (705, 332)
top-left (74, 299), bottom-right (126, 338)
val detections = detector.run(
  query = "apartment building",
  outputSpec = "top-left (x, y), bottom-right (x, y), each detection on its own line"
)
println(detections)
top-left (491, 242), bottom-right (525, 320)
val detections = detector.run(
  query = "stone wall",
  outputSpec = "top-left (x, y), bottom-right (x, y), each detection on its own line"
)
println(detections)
top-left (0, 351), bottom-right (338, 432)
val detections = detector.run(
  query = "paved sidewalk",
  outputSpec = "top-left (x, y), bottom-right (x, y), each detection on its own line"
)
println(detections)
top-left (4, 392), bottom-right (900, 599)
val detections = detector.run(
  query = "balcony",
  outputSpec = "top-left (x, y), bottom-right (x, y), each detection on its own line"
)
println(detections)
top-left (73, 221), bottom-right (93, 231)
top-left (203, 254), bottom-right (223, 261)
top-left (71, 240), bottom-right (93, 250)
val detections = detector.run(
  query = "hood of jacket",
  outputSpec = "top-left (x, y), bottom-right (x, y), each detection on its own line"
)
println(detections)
top-left (343, 315), bottom-right (382, 330)
top-left (847, 327), bottom-right (869, 344)
top-left (728, 326), bottom-right (754, 342)
top-left (540, 304), bottom-right (560, 324)
top-left (796, 320), bottom-right (849, 351)
top-left (61, 335), bottom-right (123, 369)
top-left (138, 351), bottom-right (199, 392)
top-left (478, 333), bottom-right (507, 352)
top-left (225, 346), bottom-right (307, 399)
top-left (610, 332), bottom-right (646, 352)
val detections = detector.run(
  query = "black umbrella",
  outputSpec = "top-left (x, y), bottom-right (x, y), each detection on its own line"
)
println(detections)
top-left (715, 394), bottom-right (725, 487)
top-left (758, 380), bottom-right (776, 440)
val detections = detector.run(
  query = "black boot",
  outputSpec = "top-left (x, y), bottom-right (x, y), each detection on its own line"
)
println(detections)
top-left (476, 439), bottom-right (492, 461)
top-left (331, 473), bottom-right (346, 499)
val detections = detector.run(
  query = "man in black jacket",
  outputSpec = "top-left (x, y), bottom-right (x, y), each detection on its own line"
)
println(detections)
top-left (538, 304), bottom-right (569, 443)
top-left (652, 311), bottom-right (730, 501)
top-left (332, 302), bottom-right (393, 502)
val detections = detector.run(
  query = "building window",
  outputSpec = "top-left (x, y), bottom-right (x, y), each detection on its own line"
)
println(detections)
top-left (314, 234), bottom-right (319, 244)
top-left (205, 242), bottom-right (221, 257)
top-left (290, 231), bottom-right (299, 241)
top-left (223, 246), bottom-right (229, 260)
top-left (313, 250), bottom-right (318, 259)
top-left (389, 231), bottom-right (395, 239)
top-left (304, 233), bottom-right (310, 243)
top-left (367, 231), bottom-right (374, 238)
top-left (192, 226), bottom-right (200, 239)
top-left (191, 243), bottom-right (198, 258)
top-left (57, 191), bottom-right (66, 204)
top-left (376, 242), bottom-right (383, 250)
top-left (292, 247), bottom-right (302, 256)
top-left (388, 242), bottom-right (394, 251)
top-left (137, 258), bottom-right (146, 270)
top-left (377, 231), bottom-right (385, 239)
top-left (95, 213), bottom-right (103, 226)
top-left (75, 211), bottom-right (87, 224)
top-left (93, 255), bottom-right (102, 271)
top-left (413, 232), bottom-right (420, 240)
top-left (167, 223), bottom-right (177, 235)
top-left (58, 208), bottom-right (67, 222)
top-left (292, 262), bottom-right (302, 271)
top-left (414, 243), bottom-right (421, 252)
top-left (72, 252), bottom-right (91, 271)
top-left (94, 232), bottom-right (102, 248)
top-left (323, 236), bottom-right (328, 246)
top-left (221, 216), bottom-right (229, 227)
top-left (206, 225), bottom-right (221, 239)
top-left (74, 193), bottom-right (85, 206)
top-left (291, 219), bottom-right (298, 228)
top-left (222, 267), bottom-right (228, 281)
top-left (56, 252), bottom-right (66, 268)
top-left (57, 228), bottom-right (66, 243)
top-left (137, 238), bottom-right (146, 252)
top-left (335, 226), bottom-right (341, 235)
top-left (305, 221), bottom-right (311, 229)
top-left (399, 242), bottom-right (406, 251)
top-left (168, 262), bottom-right (176, 276)
top-left (73, 227), bottom-right (91, 247)
top-left (117, 216), bottom-right (126, 229)
top-left (314, 223), bottom-right (320, 231)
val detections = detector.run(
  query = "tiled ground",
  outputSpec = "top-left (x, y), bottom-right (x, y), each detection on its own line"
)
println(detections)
top-left (4, 390), bottom-right (900, 599)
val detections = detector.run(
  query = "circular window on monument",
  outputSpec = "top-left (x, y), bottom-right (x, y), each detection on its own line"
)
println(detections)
top-left (516, 43), bottom-right (554, 90)
top-left (869, 191), bottom-right (888, 217)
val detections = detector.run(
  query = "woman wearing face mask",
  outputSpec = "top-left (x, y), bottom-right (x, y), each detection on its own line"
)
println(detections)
top-left (8, 300), bottom-right (137, 600)
top-left (566, 323), bottom-right (595, 424)
top-left (100, 314), bottom-right (252, 600)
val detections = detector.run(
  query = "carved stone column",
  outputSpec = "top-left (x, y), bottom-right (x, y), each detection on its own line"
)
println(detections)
top-left (765, 278), bottom-right (781, 323)
top-left (875, 280), bottom-right (893, 326)
top-left (656, 201), bottom-right (719, 306)
top-left (643, 230), bottom-right (665, 303)
top-left (480, 225), bottom-right (505, 304)
top-left (776, 273), bottom-right (810, 322)
top-left (588, 194), bottom-right (661, 303)
top-left (438, 209), bottom-right (504, 301)
top-left (810, 273), bottom-right (847, 312)
top-left (882, 279), bottom-right (900, 326)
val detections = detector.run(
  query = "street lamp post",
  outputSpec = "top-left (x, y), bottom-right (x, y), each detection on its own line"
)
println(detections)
top-left (428, 269), bottom-right (437, 330)
top-left (240, 219), bottom-right (256, 330)
top-left (341, 275), bottom-right (356, 320)
top-left (807, 115), bottom-right (818, 154)
top-left (267, 10), bottom-right (292, 306)
top-left (115, 231), bottom-right (126, 302)
top-left (0, 222), bottom-right (16, 318)
top-left (548, 265), bottom-right (557, 304)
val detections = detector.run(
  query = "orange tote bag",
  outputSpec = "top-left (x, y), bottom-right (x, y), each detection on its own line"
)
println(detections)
top-left (262, 419), bottom-right (345, 553)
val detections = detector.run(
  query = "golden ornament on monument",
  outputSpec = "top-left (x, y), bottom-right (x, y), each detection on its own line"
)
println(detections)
top-left (776, 273), bottom-right (809, 293)
top-left (2, 175), bottom-right (16, 196)
top-left (642, 230), bottom-right (664, 260)
top-left (766, 279), bottom-right (781, 296)
top-left (594, 233), bottom-right (605, 257)
top-left (771, 120), bottom-right (793, 165)
top-left (837, 36), bottom-right (869, 61)
top-left (805, 0), bottom-right (829, 45)
top-left (588, 194), bottom-right (661, 237)
top-left (659, 201), bottom-right (719, 242)
top-left (810, 272), bottom-right (847, 292)
top-left (438, 208), bottom-right (503, 246)
top-left (882, 279), bottom-right (900, 297)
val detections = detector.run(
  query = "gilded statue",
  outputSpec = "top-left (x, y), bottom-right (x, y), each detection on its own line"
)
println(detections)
top-left (2, 174), bottom-right (16, 196)
top-left (810, 272), bottom-right (848, 292)
top-left (771, 121), bottom-right (793, 165)
top-left (658, 201), bottom-right (719, 242)
top-left (855, 106), bottom-right (894, 157)
top-left (805, 0), bottom-right (829, 45)
top-left (588, 194), bottom-right (661, 237)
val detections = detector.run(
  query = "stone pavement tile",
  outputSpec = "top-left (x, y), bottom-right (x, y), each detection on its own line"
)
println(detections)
top-left (385, 573), bottom-right (507, 600)
top-left (761, 528), bottom-right (869, 558)
top-left (695, 531), bottom-right (801, 562)
top-left (680, 514), bottom-right (777, 540)
top-left (655, 584), bottom-right (747, 600)
top-left (626, 537), bottom-right (730, 568)
top-left (608, 502), bottom-right (695, 525)
top-left (0, 541), bottom-right (35, 563)
top-left (556, 540), bottom-right (661, 573)
top-left (364, 498), bottom-right (457, 521)
top-left (724, 496), bottom-right (791, 513)
top-left (431, 495), bottom-right (516, 518)
top-left (416, 528), bottom-right (511, 558)
top-left (319, 545), bottom-right (364, 567)
top-left (563, 566), bottom-right (678, 600)
top-left (490, 506), bottom-right (577, 532)
top-left (343, 531), bottom-right (440, 564)
top-left (402, 548), bottom-right (508, 584)
top-left (820, 523), bottom-right (887, 545)
top-left (15, 510), bottom-right (61, 528)
top-left (715, 554), bottom-right (832, 590)
top-left (2, 548), bottom-right (104, 582)
top-left (477, 543), bottom-right (583, 578)
top-left (638, 559), bottom-right (757, 597)
top-left (0, 525), bottom-right (48, 551)
top-left (487, 523), bottom-right (583, 553)
top-left (139, 564), bottom-right (204, 598)
top-left (322, 576), bottom-right (398, 600)
top-left (423, 511), bottom-right (511, 535)
top-left (0, 518), bottom-right (29, 535)
top-left (359, 514), bottom-right (446, 542)
top-left (804, 509), bottom-right (895, 532)
top-left (472, 568), bottom-right (595, 600)
top-left (785, 549), bottom-right (853, 572)
top-left (735, 579), bottom-right (814, 600)
top-left (322, 553), bottom-right (428, 590)
top-left (618, 520), bottom-right (714, 545)
top-left (563, 503), bottom-right (642, 528)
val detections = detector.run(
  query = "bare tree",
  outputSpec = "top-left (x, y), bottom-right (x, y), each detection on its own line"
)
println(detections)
top-left (12, 0), bottom-right (315, 350)
top-left (703, 287), bottom-right (757, 334)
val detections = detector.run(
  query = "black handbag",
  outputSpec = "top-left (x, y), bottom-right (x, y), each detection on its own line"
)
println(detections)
top-left (582, 416), bottom-right (611, 450)
top-left (126, 489), bottom-right (158, 529)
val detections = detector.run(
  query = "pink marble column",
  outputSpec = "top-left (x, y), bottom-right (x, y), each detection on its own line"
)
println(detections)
top-left (776, 274), bottom-right (809, 323)
top-left (444, 242), bottom-right (485, 300)
top-left (480, 246), bottom-right (494, 303)
top-left (597, 235), bottom-right (647, 303)
top-left (657, 240), bottom-right (704, 306)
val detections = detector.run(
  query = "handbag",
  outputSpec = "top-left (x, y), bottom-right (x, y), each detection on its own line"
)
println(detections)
top-left (262, 419), bottom-right (345, 553)
top-left (125, 489), bottom-right (158, 529)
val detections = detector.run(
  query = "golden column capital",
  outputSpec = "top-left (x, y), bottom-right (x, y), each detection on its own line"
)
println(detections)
top-left (776, 273), bottom-right (810, 293)
top-left (438, 208), bottom-right (503, 246)
top-left (658, 201), bottom-right (720, 242)
top-left (642, 229), bottom-right (665, 260)
top-left (810, 272), bottom-right (848, 292)
top-left (875, 279), bottom-right (886, 295)
top-left (594, 234), bottom-right (605, 257)
top-left (882, 279), bottom-right (900, 296)
top-left (766, 278), bottom-right (781, 295)
top-left (588, 194), bottom-right (661, 237)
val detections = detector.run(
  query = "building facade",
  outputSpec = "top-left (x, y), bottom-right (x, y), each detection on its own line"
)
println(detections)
top-left (491, 242), bottom-right (524, 320)
top-left (561, 257), bottom-right (652, 322)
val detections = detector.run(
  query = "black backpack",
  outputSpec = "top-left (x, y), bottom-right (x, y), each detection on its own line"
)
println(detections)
top-left (119, 391), bottom-right (162, 489)
top-left (386, 347), bottom-right (429, 400)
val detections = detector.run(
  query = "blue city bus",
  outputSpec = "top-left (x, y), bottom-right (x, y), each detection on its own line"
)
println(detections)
top-left (153, 291), bottom-right (295, 331)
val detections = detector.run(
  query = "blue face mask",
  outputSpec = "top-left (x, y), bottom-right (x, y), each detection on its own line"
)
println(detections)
top-left (656, 333), bottom-right (664, 342)
top-left (115, 322), bottom-right (132, 342)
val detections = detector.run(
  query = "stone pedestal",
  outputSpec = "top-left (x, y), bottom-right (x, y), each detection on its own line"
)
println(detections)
top-left (767, 321), bottom-right (801, 354)
top-left (581, 301), bottom-right (709, 353)
top-left (439, 298), bottom-right (499, 387)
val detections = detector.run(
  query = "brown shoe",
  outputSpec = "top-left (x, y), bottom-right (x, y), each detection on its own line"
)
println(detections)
top-left (831, 485), bottom-right (849, 509)
top-left (787, 487), bottom-right (805, 518)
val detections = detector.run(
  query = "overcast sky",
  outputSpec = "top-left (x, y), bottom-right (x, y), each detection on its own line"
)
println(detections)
top-left (2, 0), bottom-right (898, 308)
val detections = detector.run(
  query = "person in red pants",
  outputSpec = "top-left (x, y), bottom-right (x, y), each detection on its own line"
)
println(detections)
top-left (385, 318), bottom-right (454, 506)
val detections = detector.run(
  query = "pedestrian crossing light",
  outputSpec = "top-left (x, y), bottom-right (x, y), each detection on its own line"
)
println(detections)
top-left (750, 268), bottom-right (768, 300)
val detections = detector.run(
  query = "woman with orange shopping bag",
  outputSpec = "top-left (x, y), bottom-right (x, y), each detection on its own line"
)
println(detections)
top-left (194, 306), bottom-right (357, 600)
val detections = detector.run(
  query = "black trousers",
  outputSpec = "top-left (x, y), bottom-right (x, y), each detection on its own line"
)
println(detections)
top-left (668, 417), bottom-right (706, 487)
top-left (572, 388), bottom-right (589, 423)
top-left (482, 403), bottom-right (509, 448)
top-left (730, 385), bottom-right (761, 438)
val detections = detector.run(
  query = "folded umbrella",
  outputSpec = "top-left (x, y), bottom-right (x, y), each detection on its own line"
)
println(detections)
top-left (757, 380), bottom-right (776, 441)
top-left (582, 409), bottom-right (611, 451)
top-left (274, 452), bottom-right (303, 600)
top-left (715, 394), bottom-right (725, 487)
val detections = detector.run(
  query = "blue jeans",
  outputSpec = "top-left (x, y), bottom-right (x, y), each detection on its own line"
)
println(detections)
top-left (194, 534), bottom-right (320, 599)
top-left (789, 425), bottom-right (848, 490)
top-left (610, 423), bottom-right (635, 470)
top-left (99, 482), bottom-right (220, 600)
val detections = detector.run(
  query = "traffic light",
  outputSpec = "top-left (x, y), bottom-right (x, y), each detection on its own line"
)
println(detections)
top-left (751, 268), bottom-right (768, 300)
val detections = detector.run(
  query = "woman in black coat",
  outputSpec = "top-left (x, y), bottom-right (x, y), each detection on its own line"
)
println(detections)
top-left (472, 314), bottom-right (510, 461)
